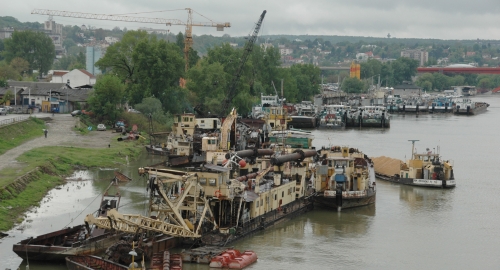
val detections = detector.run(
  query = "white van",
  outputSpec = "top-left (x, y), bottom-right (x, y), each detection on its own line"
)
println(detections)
top-left (0, 108), bottom-right (6, 115)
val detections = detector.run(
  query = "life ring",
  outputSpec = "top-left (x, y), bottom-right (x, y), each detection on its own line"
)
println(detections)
top-left (215, 190), bottom-right (221, 198)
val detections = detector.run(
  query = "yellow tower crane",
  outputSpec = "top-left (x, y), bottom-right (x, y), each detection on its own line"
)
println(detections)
top-left (31, 8), bottom-right (230, 71)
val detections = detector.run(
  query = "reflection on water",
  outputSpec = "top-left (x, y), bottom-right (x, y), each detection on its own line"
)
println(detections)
top-left (399, 184), bottom-right (455, 213)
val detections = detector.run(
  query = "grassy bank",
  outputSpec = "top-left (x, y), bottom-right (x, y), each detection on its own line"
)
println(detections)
top-left (0, 117), bottom-right (45, 155)
top-left (0, 139), bottom-right (143, 231)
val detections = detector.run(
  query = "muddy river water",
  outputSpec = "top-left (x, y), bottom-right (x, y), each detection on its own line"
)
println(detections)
top-left (2, 94), bottom-right (500, 269)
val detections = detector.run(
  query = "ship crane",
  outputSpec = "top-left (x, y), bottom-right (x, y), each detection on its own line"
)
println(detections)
top-left (218, 10), bottom-right (266, 117)
top-left (31, 8), bottom-right (230, 71)
top-left (85, 168), bottom-right (218, 238)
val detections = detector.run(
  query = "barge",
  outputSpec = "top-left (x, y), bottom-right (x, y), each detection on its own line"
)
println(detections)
top-left (372, 140), bottom-right (456, 188)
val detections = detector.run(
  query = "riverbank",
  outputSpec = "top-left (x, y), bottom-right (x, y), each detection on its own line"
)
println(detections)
top-left (0, 114), bottom-right (144, 232)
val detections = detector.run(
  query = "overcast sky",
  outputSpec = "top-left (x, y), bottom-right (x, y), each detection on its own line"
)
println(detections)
top-left (5, 0), bottom-right (500, 40)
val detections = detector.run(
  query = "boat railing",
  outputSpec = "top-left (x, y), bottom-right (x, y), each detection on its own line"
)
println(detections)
top-left (324, 190), bottom-right (367, 198)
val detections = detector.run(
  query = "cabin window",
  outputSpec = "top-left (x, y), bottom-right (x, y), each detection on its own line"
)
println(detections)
top-left (183, 117), bottom-right (189, 122)
top-left (199, 178), bottom-right (207, 185)
top-left (282, 191), bottom-right (284, 197)
top-left (293, 187), bottom-right (296, 192)
top-left (210, 139), bottom-right (216, 144)
top-left (200, 120), bottom-right (205, 123)
top-left (189, 118), bottom-right (193, 122)
top-left (256, 201), bottom-right (259, 208)
top-left (261, 199), bottom-right (263, 206)
top-left (288, 188), bottom-right (291, 195)
top-left (209, 178), bottom-right (216, 186)
top-left (274, 194), bottom-right (277, 200)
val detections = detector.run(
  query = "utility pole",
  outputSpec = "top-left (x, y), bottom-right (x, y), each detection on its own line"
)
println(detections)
top-left (67, 79), bottom-right (70, 113)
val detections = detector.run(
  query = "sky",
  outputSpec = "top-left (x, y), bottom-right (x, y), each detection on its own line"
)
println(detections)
top-left (4, 0), bottom-right (500, 40)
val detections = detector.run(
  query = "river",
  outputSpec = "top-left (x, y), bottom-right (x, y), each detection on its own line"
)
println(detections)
top-left (2, 94), bottom-right (500, 270)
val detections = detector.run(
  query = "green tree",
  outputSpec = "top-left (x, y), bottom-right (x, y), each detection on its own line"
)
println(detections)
top-left (87, 74), bottom-right (125, 121)
top-left (9, 57), bottom-right (29, 75)
top-left (0, 90), bottom-right (13, 105)
top-left (0, 64), bottom-right (20, 80)
top-left (391, 57), bottom-right (419, 85)
top-left (95, 30), bottom-right (149, 81)
top-left (0, 79), bottom-right (7, 87)
top-left (431, 73), bottom-right (451, 91)
top-left (3, 30), bottom-right (55, 76)
top-left (342, 77), bottom-right (365, 93)
top-left (131, 37), bottom-right (186, 112)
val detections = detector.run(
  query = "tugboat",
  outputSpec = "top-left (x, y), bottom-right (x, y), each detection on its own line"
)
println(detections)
top-left (373, 140), bottom-right (456, 188)
top-left (313, 146), bottom-right (376, 211)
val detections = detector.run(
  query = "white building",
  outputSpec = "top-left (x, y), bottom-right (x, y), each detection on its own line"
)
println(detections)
top-left (105, 36), bottom-right (120, 44)
top-left (62, 69), bottom-right (96, 88)
top-left (280, 48), bottom-right (293, 55)
top-left (356, 53), bottom-right (369, 62)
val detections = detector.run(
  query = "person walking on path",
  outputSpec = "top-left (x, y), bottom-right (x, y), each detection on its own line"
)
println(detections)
top-left (44, 129), bottom-right (48, 138)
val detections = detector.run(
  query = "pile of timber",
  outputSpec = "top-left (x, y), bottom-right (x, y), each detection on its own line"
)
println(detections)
top-left (371, 156), bottom-right (402, 177)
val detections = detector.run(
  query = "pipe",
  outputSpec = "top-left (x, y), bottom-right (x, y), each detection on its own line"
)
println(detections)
top-left (225, 148), bottom-right (274, 160)
top-left (235, 167), bottom-right (274, 182)
top-left (270, 149), bottom-right (317, 166)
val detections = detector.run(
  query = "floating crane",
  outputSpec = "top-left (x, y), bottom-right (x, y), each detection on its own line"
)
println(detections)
top-left (31, 8), bottom-right (230, 71)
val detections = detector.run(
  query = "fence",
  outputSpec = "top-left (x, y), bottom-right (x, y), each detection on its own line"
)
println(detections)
top-left (0, 115), bottom-right (31, 127)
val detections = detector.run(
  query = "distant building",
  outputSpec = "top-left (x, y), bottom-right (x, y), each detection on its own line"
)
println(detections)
top-left (104, 36), bottom-right (120, 44)
top-left (401, 49), bottom-right (429, 66)
top-left (44, 20), bottom-right (65, 57)
top-left (86, 46), bottom-right (102, 76)
top-left (280, 48), bottom-right (293, 56)
top-left (299, 46), bottom-right (308, 50)
top-left (356, 53), bottom-right (369, 62)
top-left (138, 27), bottom-right (169, 35)
top-left (0, 27), bottom-right (14, 40)
top-left (261, 43), bottom-right (273, 50)
top-left (229, 43), bottom-right (238, 47)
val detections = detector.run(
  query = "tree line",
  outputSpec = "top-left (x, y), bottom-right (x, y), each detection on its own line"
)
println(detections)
top-left (90, 30), bottom-right (321, 123)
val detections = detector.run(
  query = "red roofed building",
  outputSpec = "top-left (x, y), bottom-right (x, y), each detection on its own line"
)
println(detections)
top-left (50, 70), bottom-right (69, 83)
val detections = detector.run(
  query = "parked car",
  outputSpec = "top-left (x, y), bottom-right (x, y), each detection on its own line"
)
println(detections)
top-left (0, 108), bottom-right (6, 115)
top-left (97, 124), bottom-right (106, 131)
top-left (71, 110), bottom-right (81, 117)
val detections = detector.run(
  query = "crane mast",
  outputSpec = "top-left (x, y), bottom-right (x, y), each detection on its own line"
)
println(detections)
top-left (218, 10), bottom-right (266, 116)
top-left (31, 8), bottom-right (230, 71)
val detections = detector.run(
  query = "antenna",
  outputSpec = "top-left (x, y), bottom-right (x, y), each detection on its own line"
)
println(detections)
top-left (408, 140), bottom-right (419, 158)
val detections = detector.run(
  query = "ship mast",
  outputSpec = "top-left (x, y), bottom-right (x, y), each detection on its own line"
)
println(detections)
top-left (408, 140), bottom-right (419, 159)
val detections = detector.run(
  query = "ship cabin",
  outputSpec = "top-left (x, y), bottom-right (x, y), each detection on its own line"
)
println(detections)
top-left (401, 152), bottom-right (454, 180)
top-left (203, 137), bottom-right (227, 165)
top-left (315, 146), bottom-right (371, 195)
top-left (166, 134), bottom-right (192, 156)
top-left (264, 106), bottom-right (291, 131)
top-left (173, 113), bottom-right (196, 136)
